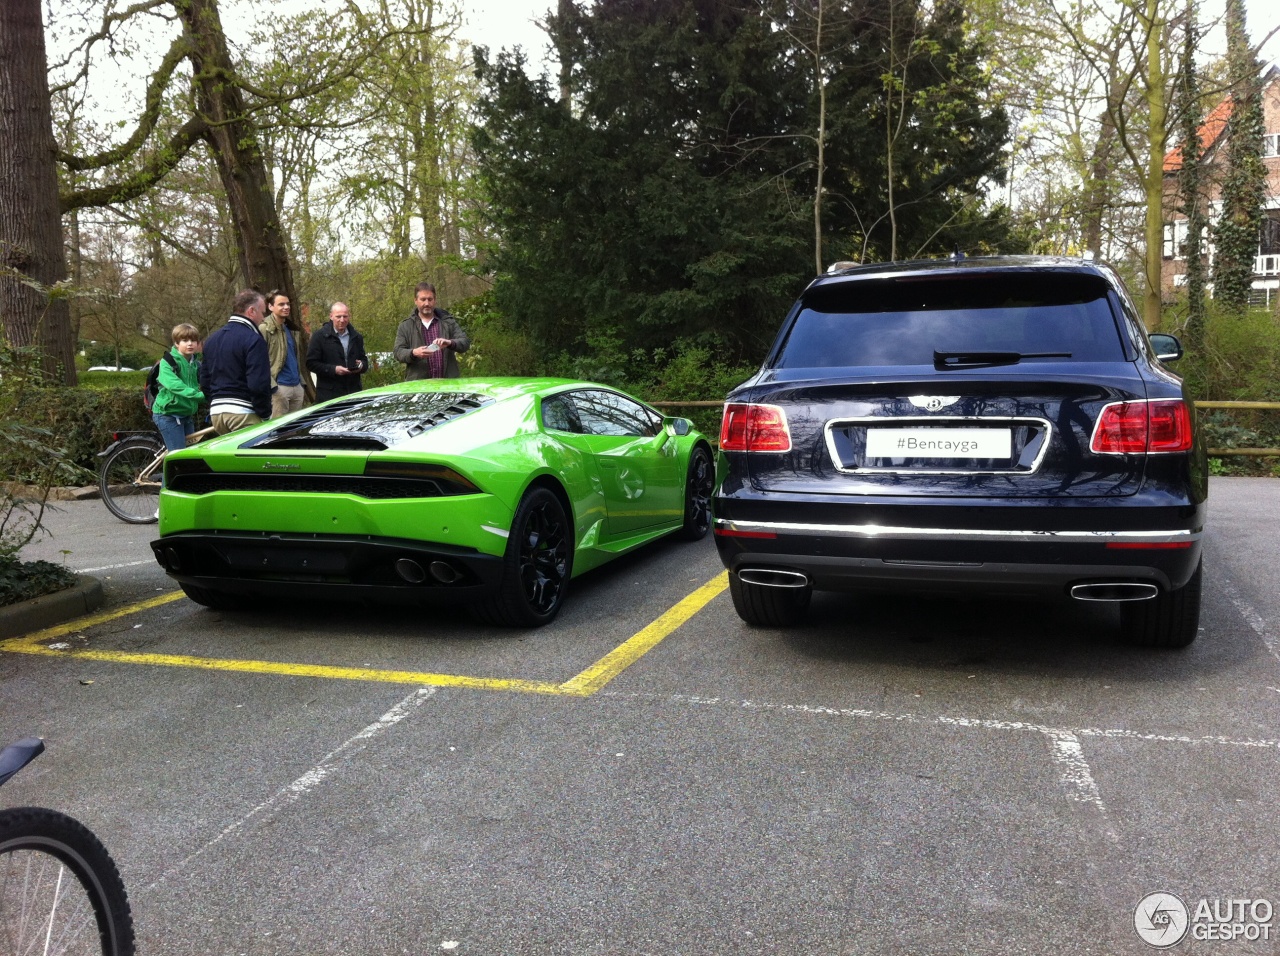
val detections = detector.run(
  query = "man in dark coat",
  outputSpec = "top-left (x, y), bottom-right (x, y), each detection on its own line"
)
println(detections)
top-left (199, 289), bottom-right (273, 434)
top-left (306, 301), bottom-right (368, 403)
top-left (392, 282), bottom-right (470, 379)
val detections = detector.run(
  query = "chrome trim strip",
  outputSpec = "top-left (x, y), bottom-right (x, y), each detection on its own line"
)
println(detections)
top-left (823, 415), bottom-right (1054, 475)
top-left (714, 518), bottom-right (1200, 544)
top-left (481, 524), bottom-right (510, 539)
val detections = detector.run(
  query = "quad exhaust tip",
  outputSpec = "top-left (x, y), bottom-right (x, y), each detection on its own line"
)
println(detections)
top-left (1069, 582), bottom-right (1159, 602)
top-left (394, 559), bottom-right (427, 584)
top-left (395, 558), bottom-right (463, 585)
top-left (737, 568), bottom-right (810, 589)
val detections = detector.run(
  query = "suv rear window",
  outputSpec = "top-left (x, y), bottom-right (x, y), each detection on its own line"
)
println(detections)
top-left (774, 272), bottom-right (1127, 369)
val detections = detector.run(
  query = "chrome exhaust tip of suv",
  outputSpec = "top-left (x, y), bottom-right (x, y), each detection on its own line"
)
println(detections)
top-left (1069, 582), bottom-right (1160, 602)
top-left (737, 568), bottom-right (810, 589)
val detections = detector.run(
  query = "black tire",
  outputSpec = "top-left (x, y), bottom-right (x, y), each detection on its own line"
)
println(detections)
top-left (677, 446), bottom-right (714, 541)
top-left (1121, 561), bottom-right (1202, 648)
top-left (180, 583), bottom-right (237, 611)
top-left (0, 806), bottom-right (135, 956)
top-left (474, 487), bottom-right (573, 628)
top-left (99, 439), bottom-right (165, 524)
top-left (728, 571), bottom-right (811, 627)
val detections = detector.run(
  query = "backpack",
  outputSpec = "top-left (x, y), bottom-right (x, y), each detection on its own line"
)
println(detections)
top-left (144, 353), bottom-right (180, 411)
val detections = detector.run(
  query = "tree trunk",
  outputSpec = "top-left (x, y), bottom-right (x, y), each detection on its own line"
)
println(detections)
top-left (0, 0), bottom-right (77, 383)
top-left (1141, 0), bottom-right (1167, 330)
top-left (179, 1), bottom-right (292, 294)
top-left (1081, 72), bottom-right (1123, 258)
top-left (178, 0), bottom-right (312, 399)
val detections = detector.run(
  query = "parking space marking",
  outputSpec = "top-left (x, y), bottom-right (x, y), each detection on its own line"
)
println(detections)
top-left (78, 560), bottom-right (155, 573)
top-left (559, 572), bottom-right (729, 695)
top-left (145, 687), bottom-right (437, 891)
top-left (610, 691), bottom-right (1280, 750)
top-left (1044, 730), bottom-right (1119, 842)
top-left (1221, 577), bottom-right (1280, 667)
top-left (604, 691), bottom-right (1280, 843)
top-left (0, 573), bottom-right (729, 695)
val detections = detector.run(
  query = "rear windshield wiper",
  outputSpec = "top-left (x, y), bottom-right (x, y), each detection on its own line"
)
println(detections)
top-left (934, 349), bottom-right (1072, 369)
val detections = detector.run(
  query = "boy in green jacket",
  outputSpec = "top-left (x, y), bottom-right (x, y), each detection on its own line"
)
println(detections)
top-left (152, 323), bottom-right (205, 451)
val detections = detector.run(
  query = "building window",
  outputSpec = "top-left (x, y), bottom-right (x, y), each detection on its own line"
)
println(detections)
top-left (1265, 133), bottom-right (1280, 158)
top-left (1261, 215), bottom-right (1280, 256)
top-left (1163, 221), bottom-right (1191, 259)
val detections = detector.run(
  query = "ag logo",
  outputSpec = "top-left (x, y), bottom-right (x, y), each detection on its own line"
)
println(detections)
top-left (907, 395), bottom-right (959, 412)
top-left (1135, 892), bottom-right (1189, 948)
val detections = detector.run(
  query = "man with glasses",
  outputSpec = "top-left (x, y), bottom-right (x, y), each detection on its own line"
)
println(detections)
top-left (199, 289), bottom-right (273, 434)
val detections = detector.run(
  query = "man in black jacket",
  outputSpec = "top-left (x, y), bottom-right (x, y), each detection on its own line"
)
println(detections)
top-left (199, 289), bottom-right (272, 434)
top-left (306, 301), bottom-right (368, 403)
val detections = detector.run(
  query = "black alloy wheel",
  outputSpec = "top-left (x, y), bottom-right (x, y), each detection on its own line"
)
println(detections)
top-left (476, 486), bottom-right (573, 627)
top-left (678, 446), bottom-right (714, 541)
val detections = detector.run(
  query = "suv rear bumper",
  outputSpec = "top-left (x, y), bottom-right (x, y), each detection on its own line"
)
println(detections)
top-left (712, 499), bottom-right (1205, 596)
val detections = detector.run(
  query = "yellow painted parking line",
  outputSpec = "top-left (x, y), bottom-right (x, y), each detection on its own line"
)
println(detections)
top-left (0, 591), bottom-right (188, 651)
top-left (0, 572), bottom-right (729, 695)
top-left (558, 571), bottom-right (728, 696)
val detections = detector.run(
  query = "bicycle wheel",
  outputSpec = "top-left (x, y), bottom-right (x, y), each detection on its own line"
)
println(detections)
top-left (99, 439), bottom-right (164, 524)
top-left (0, 806), bottom-right (135, 956)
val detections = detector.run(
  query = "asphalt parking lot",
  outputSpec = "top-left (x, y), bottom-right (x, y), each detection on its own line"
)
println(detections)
top-left (3, 477), bottom-right (1279, 955)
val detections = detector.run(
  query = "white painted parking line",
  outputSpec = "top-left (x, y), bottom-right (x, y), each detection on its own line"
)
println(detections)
top-left (143, 687), bottom-right (437, 891)
top-left (1221, 577), bottom-right (1280, 667)
top-left (603, 691), bottom-right (1280, 845)
top-left (1044, 730), bottom-right (1119, 842)
top-left (610, 693), bottom-right (1280, 750)
top-left (77, 560), bottom-right (155, 573)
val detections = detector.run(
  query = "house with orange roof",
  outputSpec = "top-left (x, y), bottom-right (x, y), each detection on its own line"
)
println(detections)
top-left (1162, 66), bottom-right (1280, 305)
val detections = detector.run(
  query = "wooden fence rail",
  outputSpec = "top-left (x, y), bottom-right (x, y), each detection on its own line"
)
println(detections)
top-left (652, 399), bottom-right (1280, 458)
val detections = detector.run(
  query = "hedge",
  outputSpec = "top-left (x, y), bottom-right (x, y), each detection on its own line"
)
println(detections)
top-left (13, 385), bottom-right (153, 482)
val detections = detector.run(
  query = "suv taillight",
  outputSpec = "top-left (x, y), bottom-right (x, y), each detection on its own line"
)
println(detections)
top-left (1091, 400), bottom-right (1193, 455)
top-left (720, 403), bottom-right (792, 452)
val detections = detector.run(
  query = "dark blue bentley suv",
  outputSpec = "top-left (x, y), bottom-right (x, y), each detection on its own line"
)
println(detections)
top-left (712, 256), bottom-right (1207, 647)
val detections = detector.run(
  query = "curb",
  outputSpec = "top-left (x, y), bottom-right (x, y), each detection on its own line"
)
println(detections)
top-left (1, 483), bottom-right (101, 501)
top-left (0, 576), bottom-right (105, 640)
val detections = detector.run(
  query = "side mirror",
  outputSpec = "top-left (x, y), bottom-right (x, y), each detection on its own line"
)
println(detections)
top-left (1149, 333), bottom-right (1183, 362)
top-left (665, 417), bottom-right (691, 437)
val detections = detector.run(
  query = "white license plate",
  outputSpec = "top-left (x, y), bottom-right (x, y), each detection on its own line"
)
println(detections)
top-left (865, 428), bottom-right (1011, 459)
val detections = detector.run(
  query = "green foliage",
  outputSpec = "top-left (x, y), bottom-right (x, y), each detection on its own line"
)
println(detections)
top-left (82, 343), bottom-right (155, 370)
top-left (0, 555), bottom-right (76, 608)
top-left (340, 257), bottom-right (437, 353)
top-left (0, 344), bottom-right (92, 567)
top-left (1173, 301), bottom-right (1280, 403)
top-left (1171, 299), bottom-right (1280, 475)
top-left (79, 370), bottom-right (149, 389)
top-left (9, 384), bottom-right (151, 480)
top-left (1212, 0), bottom-right (1266, 316)
top-left (473, 0), bottom-right (1017, 374)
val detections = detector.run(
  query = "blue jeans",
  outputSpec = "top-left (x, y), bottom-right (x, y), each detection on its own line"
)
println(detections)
top-left (153, 412), bottom-right (195, 452)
